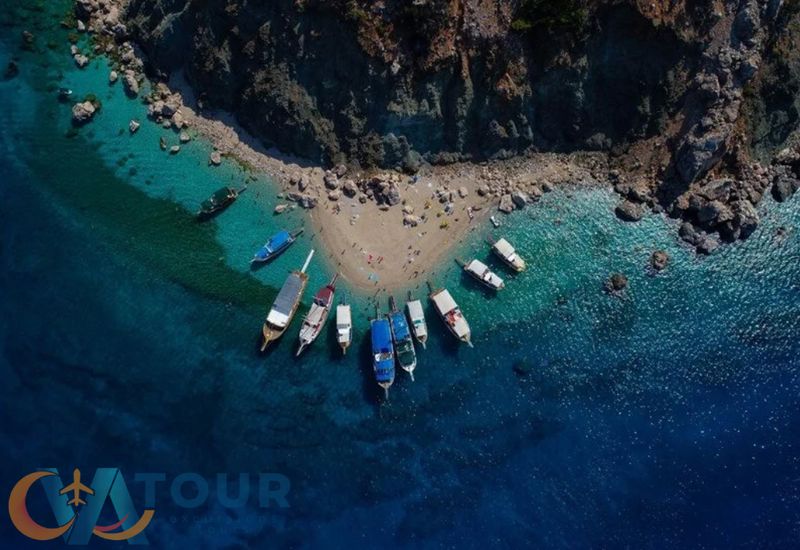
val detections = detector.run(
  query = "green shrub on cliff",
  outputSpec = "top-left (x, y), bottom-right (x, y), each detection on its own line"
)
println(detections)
top-left (512, 0), bottom-right (588, 34)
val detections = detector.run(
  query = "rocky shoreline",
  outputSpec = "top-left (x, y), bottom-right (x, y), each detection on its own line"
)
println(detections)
top-left (65, 0), bottom-right (799, 281)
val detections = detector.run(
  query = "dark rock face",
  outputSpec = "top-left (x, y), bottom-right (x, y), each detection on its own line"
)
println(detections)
top-left (122, 0), bottom-right (699, 167)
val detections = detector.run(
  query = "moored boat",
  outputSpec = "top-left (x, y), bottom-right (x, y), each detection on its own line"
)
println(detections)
top-left (371, 307), bottom-right (395, 398)
top-left (260, 249), bottom-right (314, 352)
top-left (197, 186), bottom-right (243, 219)
top-left (388, 297), bottom-right (417, 381)
top-left (428, 284), bottom-right (472, 347)
top-left (296, 273), bottom-right (338, 357)
top-left (489, 237), bottom-right (526, 272)
top-left (457, 258), bottom-right (505, 291)
top-left (405, 293), bottom-right (428, 350)
top-left (336, 299), bottom-right (352, 355)
top-left (490, 215), bottom-right (501, 228)
top-left (251, 228), bottom-right (303, 264)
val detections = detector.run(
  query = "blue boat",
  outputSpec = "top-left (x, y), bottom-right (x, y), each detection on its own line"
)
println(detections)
top-left (388, 296), bottom-right (417, 381)
top-left (251, 228), bottom-right (303, 264)
top-left (371, 309), bottom-right (395, 398)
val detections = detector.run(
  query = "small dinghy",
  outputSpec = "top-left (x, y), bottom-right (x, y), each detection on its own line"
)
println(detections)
top-left (488, 237), bottom-right (526, 273)
top-left (457, 258), bottom-right (505, 291)
top-left (251, 228), bottom-right (303, 264)
top-left (490, 216), bottom-right (501, 228)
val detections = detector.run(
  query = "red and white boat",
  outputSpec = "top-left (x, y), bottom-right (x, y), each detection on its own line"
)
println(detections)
top-left (296, 273), bottom-right (338, 357)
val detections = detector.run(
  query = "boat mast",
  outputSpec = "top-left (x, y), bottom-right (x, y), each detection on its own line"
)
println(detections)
top-left (301, 249), bottom-right (315, 274)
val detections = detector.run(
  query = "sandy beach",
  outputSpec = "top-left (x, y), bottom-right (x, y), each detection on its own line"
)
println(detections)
top-left (161, 75), bottom-right (609, 291)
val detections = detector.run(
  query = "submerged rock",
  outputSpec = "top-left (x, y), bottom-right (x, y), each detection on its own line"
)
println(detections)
top-left (604, 273), bottom-right (628, 293)
top-left (109, 70), bottom-right (118, 84)
top-left (209, 151), bottom-right (222, 166)
top-left (274, 204), bottom-right (288, 214)
top-left (615, 200), bottom-right (644, 222)
top-left (169, 145), bottom-right (180, 155)
top-left (129, 119), bottom-right (140, 133)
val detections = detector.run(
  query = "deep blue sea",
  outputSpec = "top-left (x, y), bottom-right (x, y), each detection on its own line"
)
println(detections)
top-left (1, 2), bottom-right (799, 548)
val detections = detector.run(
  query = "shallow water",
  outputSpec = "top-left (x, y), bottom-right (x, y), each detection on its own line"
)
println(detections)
top-left (1, 2), bottom-right (799, 548)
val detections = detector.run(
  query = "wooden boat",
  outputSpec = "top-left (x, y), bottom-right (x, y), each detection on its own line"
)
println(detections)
top-left (260, 250), bottom-right (314, 352)
top-left (251, 228), bottom-right (303, 264)
top-left (197, 186), bottom-right (243, 219)
top-left (428, 283), bottom-right (472, 347)
top-left (371, 306), bottom-right (395, 398)
top-left (456, 258), bottom-right (505, 291)
top-left (296, 273), bottom-right (338, 357)
top-left (388, 297), bottom-right (417, 381)
top-left (405, 293), bottom-right (428, 350)
top-left (335, 299), bottom-right (352, 355)
top-left (488, 237), bottom-right (526, 272)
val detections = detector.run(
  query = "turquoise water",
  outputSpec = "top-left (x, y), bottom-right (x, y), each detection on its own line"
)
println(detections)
top-left (1, 2), bottom-right (799, 547)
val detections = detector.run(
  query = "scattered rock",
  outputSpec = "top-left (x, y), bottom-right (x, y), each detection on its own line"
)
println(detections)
top-left (333, 164), bottom-right (348, 178)
top-left (77, 20), bottom-right (86, 32)
top-left (71, 101), bottom-right (96, 124)
top-left (274, 204), bottom-right (288, 215)
top-left (324, 172), bottom-right (339, 190)
top-left (109, 70), bottom-right (118, 84)
top-left (402, 204), bottom-right (415, 215)
top-left (772, 171), bottom-right (799, 203)
top-left (650, 250), bottom-right (670, 271)
top-left (73, 54), bottom-right (89, 68)
top-left (179, 132), bottom-right (191, 143)
top-left (696, 234), bottom-right (720, 255)
top-left (209, 151), bottom-right (222, 166)
top-left (458, 186), bottom-right (469, 198)
top-left (128, 119), bottom-right (140, 133)
top-left (169, 145), bottom-right (180, 155)
top-left (615, 200), bottom-right (644, 222)
top-left (328, 190), bottom-right (341, 201)
top-left (403, 214), bottom-right (422, 227)
top-left (298, 176), bottom-right (309, 191)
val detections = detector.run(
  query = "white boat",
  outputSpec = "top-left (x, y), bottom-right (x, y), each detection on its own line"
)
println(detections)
top-left (457, 258), bottom-right (505, 290)
top-left (406, 295), bottom-right (428, 350)
top-left (489, 237), bottom-right (526, 272)
top-left (490, 216), bottom-right (500, 228)
top-left (428, 285), bottom-right (472, 347)
top-left (336, 301), bottom-right (352, 355)
top-left (296, 273), bottom-right (338, 357)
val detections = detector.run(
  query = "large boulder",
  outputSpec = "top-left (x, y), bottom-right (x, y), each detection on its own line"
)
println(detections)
top-left (498, 194), bottom-right (515, 213)
top-left (123, 70), bottom-right (139, 96)
top-left (650, 250), bottom-right (670, 271)
top-left (71, 101), bottom-right (96, 124)
top-left (772, 171), bottom-right (799, 202)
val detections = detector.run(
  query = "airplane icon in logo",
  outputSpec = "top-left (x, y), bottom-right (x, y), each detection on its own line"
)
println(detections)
top-left (58, 468), bottom-right (94, 507)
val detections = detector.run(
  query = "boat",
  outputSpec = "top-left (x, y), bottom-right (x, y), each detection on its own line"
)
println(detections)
top-left (260, 249), bottom-right (314, 352)
top-left (405, 293), bottom-right (428, 350)
top-left (251, 228), bottom-right (303, 264)
top-left (370, 306), bottom-right (395, 398)
top-left (456, 258), bottom-right (505, 291)
top-left (428, 283), bottom-right (472, 347)
top-left (489, 237), bottom-right (526, 272)
top-left (57, 88), bottom-right (73, 101)
top-left (490, 216), bottom-right (501, 228)
top-left (197, 186), bottom-right (243, 219)
top-left (296, 273), bottom-right (338, 357)
top-left (335, 298), bottom-right (352, 355)
top-left (388, 297), bottom-right (417, 381)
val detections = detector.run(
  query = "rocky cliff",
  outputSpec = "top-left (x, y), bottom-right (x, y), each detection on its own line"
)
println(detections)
top-left (79, 0), bottom-right (800, 251)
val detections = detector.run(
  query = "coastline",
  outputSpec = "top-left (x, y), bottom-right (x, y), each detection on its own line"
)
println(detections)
top-left (73, 0), bottom-right (612, 292)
